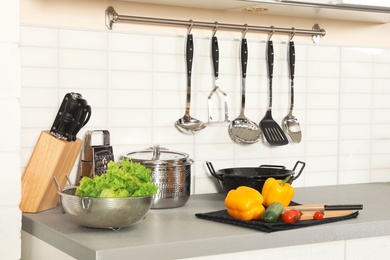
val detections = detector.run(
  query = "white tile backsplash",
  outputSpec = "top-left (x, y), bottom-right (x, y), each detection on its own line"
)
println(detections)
top-left (21, 47), bottom-right (58, 67)
top-left (59, 30), bottom-right (107, 50)
top-left (373, 63), bottom-right (390, 78)
top-left (19, 25), bottom-right (390, 194)
top-left (60, 69), bottom-right (107, 89)
top-left (60, 49), bottom-right (107, 69)
top-left (20, 27), bottom-right (58, 47)
top-left (340, 78), bottom-right (372, 93)
top-left (341, 62), bottom-right (373, 78)
top-left (21, 67), bottom-right (58, 88)
top-left (341, 47), bottom-right (374, 62)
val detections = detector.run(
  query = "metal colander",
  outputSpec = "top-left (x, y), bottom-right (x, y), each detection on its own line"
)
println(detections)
top-left (58, 187), bottom-right (152, 230)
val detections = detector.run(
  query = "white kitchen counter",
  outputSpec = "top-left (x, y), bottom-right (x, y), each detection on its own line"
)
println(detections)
top-left (22, 183), bottom-right (390, 260)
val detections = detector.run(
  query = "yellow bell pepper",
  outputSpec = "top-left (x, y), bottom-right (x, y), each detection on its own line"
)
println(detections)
top-left (224, 186), bottom-right (265, 221)
top-left (262, 175), bottom-right (294, 207)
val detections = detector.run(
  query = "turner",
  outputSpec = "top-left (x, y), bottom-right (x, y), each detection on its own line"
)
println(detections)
top-left (260, 40), bottom-right (288, 146)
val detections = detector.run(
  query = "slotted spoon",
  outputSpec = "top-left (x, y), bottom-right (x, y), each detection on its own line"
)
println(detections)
top-left (260, 40), bottom-right (288, 146)
top-left (228, 37), bottom-right (261, 144)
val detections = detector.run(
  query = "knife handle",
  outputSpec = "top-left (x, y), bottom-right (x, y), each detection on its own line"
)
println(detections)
top-left (324, 204), bottom-right (363, 210)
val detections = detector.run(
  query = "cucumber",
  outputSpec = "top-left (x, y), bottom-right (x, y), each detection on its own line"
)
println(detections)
top-left (261, 202), bottom-right (284, 223)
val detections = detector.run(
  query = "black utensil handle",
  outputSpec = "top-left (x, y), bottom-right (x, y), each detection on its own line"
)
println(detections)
top-left (289, 41), bottom-right (295, 80)
top-left (324, 204), bottom-right (363, 211)
top-left (212, 36), bottom-right (219, 78)
top-left (186, 34), bottom-right (194, 78)
top-left (241, 38), bottom-right (248, 79)
top-left (267, 40), bottom-right (274, 79)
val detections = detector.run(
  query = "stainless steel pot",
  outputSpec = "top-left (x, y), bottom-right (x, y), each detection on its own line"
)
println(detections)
top-left (123, 145), bottom-right (193, 209)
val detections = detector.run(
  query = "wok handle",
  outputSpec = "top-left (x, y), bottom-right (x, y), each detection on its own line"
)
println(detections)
top-left (291, 161), bottom-right (306, 181)
top-left (259, 164), bottom-right (286, 170)
top-left (205, 161), bottom-right (222, 180)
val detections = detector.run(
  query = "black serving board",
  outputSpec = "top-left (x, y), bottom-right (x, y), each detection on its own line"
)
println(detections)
top-left (195, 205), bottom-right (359, 233)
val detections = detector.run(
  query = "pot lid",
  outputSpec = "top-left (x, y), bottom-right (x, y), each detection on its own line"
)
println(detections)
top-left (124, 145), bottom-right (189, 165)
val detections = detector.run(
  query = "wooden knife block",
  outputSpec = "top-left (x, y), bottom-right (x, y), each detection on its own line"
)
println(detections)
top-left (20, 130), bottom-right (83, 213)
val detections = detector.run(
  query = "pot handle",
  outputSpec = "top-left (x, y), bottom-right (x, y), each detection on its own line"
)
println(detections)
top-left (259, 164), bottom-right (286, 170)
top-left (291, 161), bottom-right (306, 181)
top-left (81, 197), bottom-right (92, 210)
top-left (205, 161), bottom-right (222, 180)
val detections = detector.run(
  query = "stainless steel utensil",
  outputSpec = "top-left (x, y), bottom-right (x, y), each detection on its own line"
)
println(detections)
top-left (207, 35), bottom-right (229, 124)
top-left (76, 130), bottom-right (114, 185)
top-left (283, 41), bottom-right (302, 143)
top-left (228, 37), bottom-right (261, 144)
top-left (260, 40), bottom-right (288, 146)
top-left (175, 34), bottom-right (206, 134)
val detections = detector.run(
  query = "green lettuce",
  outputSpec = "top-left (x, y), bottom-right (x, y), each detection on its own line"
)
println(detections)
top-left (75, 159), bottom-right (158, 198)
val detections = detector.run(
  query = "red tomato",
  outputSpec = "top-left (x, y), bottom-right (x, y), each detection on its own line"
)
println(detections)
top-left (281, 210), bottom-right (301, 224)
top-left (290, 209), bottom-right (302, 219)
top-left (313, 211), bottom-right (324, 220)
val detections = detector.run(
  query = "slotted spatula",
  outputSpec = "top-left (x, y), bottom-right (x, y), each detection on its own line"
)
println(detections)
top-left (207, 35), bottom-right (229, 124)
top-left (260, 40), bottom-right (288, 146)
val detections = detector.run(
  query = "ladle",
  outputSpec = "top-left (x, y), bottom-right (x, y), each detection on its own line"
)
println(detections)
top-left (283, 39), bottom-right (302, 143)
top-left (175, 33), bottom-right (206, 134)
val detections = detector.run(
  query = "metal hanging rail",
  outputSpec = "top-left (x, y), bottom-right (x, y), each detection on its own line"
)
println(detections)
top-left (105, 6), bottom-right (326, 43)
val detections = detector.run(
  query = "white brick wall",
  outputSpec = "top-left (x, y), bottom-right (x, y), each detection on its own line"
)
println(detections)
top-left (19, 26), bottom-right (390, 197)
top-left (0, 0), bottom-right (21, 259)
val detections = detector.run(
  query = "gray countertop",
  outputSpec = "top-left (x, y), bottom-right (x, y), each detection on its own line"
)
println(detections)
top-left (22, 182), bottom-right (390, 260)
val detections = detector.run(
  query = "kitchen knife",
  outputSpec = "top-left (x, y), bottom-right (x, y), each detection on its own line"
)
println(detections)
top-left (50, 92), bottom-right (91, 141)
top-left (284, 204), bottom-right (363, 211)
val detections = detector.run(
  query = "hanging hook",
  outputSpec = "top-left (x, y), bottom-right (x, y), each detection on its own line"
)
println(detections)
top-left (268, 26), bottom-right (275, 40)
top-left (290, 27), bottom-right (296, 41)
top-left (188, 19), bottom-right (194, 34)
top-left (212, 21), bottom-right (219, 37)
top-left (242, 24), bottom-right (248, 38)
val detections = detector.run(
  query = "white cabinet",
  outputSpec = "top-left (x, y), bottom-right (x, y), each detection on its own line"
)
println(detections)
top-left (127, 0), bottom-right (390, 23)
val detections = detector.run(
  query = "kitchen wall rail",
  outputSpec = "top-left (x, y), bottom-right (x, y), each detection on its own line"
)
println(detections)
top-left (105, 6), bottom-right (326, 43)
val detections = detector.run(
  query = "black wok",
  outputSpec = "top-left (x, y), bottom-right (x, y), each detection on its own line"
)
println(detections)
top-left (206, 161), bottom-right (305, 193)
